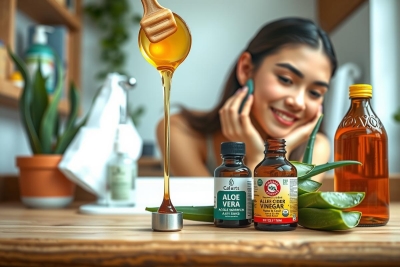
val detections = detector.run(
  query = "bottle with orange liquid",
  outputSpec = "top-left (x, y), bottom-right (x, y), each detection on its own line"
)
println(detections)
top-left (334, 84), bottom-right (389, 226)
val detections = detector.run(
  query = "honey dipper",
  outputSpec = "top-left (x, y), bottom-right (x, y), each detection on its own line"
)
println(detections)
top-left (140, 0), bottom-right (177, 43)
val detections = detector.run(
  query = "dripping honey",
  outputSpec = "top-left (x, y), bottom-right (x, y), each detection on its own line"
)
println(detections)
top-left (139, 13), bottom-right (191, 214)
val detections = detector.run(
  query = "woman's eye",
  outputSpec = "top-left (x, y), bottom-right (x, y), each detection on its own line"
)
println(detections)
top-left (278, 76), bottom-right (292, 85)
top-left (309, 90), bottom-right (322, 99)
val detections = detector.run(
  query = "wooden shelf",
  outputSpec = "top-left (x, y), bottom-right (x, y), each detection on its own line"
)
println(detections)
top-left (0, 0), bottom-right (81, 116)
top-left (17, 0), bottom-right (81, 31)
top-left (317, 0), bottom-right (367, 33)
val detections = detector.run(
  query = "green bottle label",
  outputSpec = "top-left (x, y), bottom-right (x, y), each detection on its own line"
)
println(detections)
top-left (214, 177), bottom-right (252, 220)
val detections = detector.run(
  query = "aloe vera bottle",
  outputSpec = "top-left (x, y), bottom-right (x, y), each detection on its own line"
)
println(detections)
top-left (254, 139), bottom-right (298, 231)
top-left (214, 142), bottom-right (252, 228)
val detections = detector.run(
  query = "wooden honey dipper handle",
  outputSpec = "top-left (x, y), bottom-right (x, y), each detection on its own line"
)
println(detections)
top-left (141, 0), bottom-right (163, 15)
top-left (140, 0), bottom-right (177, 43)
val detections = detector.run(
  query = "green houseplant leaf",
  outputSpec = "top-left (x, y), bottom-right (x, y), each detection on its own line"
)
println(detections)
top-left (298, 192), bottom-right (365, 209)
top-left (65, 82), bottom-right (80, 133)
top-left (7, 47), bottom-right (42, 154)
top-left (298, 179), bottom-right (322, 195)
top-left (294, 114), bottom-right (362, 180)
top-left (39, 55), bottom-right (64, 153)
top-left (302, 114), bottom-right (324, 164)
top-left (299, 161), bottom-right (362, 180)
top-left (54, 84), bottom-right (102, 154)
top-left (299, 208), bottom-right (362, 230)
top-left (8, 49), bottom-right (93, 155)
top-left (146, 206), bottom-right (214, 222)
top-left (290, 161), bottom-right (315, 177)
top-left (30, 61), bottom-right (49, 137)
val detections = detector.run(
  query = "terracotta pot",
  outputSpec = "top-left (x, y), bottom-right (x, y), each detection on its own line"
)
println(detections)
top-left (16, 155), bottom-right (76, 208)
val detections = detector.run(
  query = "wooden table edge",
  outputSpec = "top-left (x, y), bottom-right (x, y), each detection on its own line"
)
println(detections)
top-left (0, 239), bottom-right (399, 266)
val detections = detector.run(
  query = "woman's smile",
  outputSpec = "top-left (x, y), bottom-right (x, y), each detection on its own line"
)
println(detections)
top-left (270, 107), bottom-right (298, 126)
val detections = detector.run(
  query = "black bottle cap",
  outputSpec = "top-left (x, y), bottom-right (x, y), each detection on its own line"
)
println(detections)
top-left (221, 142), bottom-right (245, 156)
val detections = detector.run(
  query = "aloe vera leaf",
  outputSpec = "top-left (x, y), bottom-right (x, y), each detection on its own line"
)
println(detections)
top-left (299, 208), bottom-right (362, 230)
top-left (65, 82), bottom-right (79, 133)
top-left (290, 161), bottom-right (315, 177)
top-left (298, 179), bottom-right (322, 195)
top-left (299, 192), bottom-right (365, 209)
top-left (54, 118), bottom-right (85, 154)
top-left (39, 54), bottom-right (63, 154)
top-left (7, 48), bottom-right (42, 154)
top-left (302, 114), bottom-right (324, 164)
top-left (299, 160), bottom-right (362, 180)
top-left (146, 206), bottom-right (214, 222)
top-left (30, 61), bottom-right (49, 137)
top-left (54, 114), bottom-right (60, 140)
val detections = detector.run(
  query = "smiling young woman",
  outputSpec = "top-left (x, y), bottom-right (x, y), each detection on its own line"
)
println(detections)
top-left (156, 17), bottom-right (337, 182)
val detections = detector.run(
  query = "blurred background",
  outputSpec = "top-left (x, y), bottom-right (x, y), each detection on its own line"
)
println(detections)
top-left (0, 0), bottom-right (399, 175)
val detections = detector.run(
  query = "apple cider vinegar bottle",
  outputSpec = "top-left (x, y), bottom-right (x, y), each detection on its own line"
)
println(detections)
top-left (334, 84), bottom-right (389, 226)
top-left (254, 139), bottom-right (298, 231)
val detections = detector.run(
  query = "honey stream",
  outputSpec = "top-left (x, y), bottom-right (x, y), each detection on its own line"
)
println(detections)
top-left (139, 13), bottom-right (191, 213)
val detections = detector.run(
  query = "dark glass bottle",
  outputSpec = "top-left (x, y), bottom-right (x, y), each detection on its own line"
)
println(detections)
top-left (253, 139), bottom-right (298, 231)
top-left (334, 84), bottom-right (389, 226)
top-left (214, 142), bottom-right (252, 228)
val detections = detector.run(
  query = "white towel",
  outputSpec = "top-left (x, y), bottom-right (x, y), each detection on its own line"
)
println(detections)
top-left (59, 73), bottom-right (143, 197)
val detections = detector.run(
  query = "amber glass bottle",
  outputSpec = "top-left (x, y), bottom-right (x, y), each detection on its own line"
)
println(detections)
top-left (214, 142), bottom-right (252, 228)
top-left (253, 139), bottom-right (298, 231)
top-left (334, 84), bottom-right (389, 226)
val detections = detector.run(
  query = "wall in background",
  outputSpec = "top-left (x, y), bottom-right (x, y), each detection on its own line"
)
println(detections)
top-left (324, 2), bottom-right (370, 163)
top-left (369, 0), bottom-right (400, 175)
top-left (1, 0), bottom-right (399, 174)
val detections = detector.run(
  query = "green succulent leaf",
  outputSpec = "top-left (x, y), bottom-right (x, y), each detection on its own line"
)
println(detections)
top-left (65, 82), bottom-right (80, 133)
top-left (54, 84), bottom-right (102, 154)
top-left (30, 60), bottom-right (49, 137)
top-left (39, 54), bottom-right (63, 154)
top-left (299, 160), bottom-right (362, 180)
top-left (299, 208), bottom-right (362, 230)
top-left (145, 206), bottom-right (214, 222)
top-left (302, 114), bottom-right (324, 164)
top-left (298, 179), bottom-right (322, 195)
top-left (7, 48), bottom-right (42, 154)
top-left (290, 161), bottom-right (315, 177)
top-left (298, 192), bottom-right (365, 209)
top-left (54, 119), bottom-right (84, 154)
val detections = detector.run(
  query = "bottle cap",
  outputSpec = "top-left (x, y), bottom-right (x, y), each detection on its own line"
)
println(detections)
top-left (349, 84), bottom-right (372, 98)
top-left (152, 212), bottom-right (183, 231)
top-left (33, 25), bottom-right (53, 45)
top-left (221, 142), bottom-right (245, 156)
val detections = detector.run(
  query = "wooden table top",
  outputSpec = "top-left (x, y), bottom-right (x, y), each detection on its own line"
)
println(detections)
top-left (0, 202), bottom-right (399, 267)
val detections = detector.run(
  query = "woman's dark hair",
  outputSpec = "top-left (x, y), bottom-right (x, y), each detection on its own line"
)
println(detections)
top-left (181, 17), bottom-right (337, 134)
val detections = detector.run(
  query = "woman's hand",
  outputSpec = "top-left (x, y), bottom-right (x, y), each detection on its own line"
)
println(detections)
top-left (282, 106), bottom-right (323, 157)
top-left (219, 87), bottom-right (264, 169)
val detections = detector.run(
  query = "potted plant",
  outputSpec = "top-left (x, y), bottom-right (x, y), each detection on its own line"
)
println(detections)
top-left (9, 49), bottom-right (88, 208)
